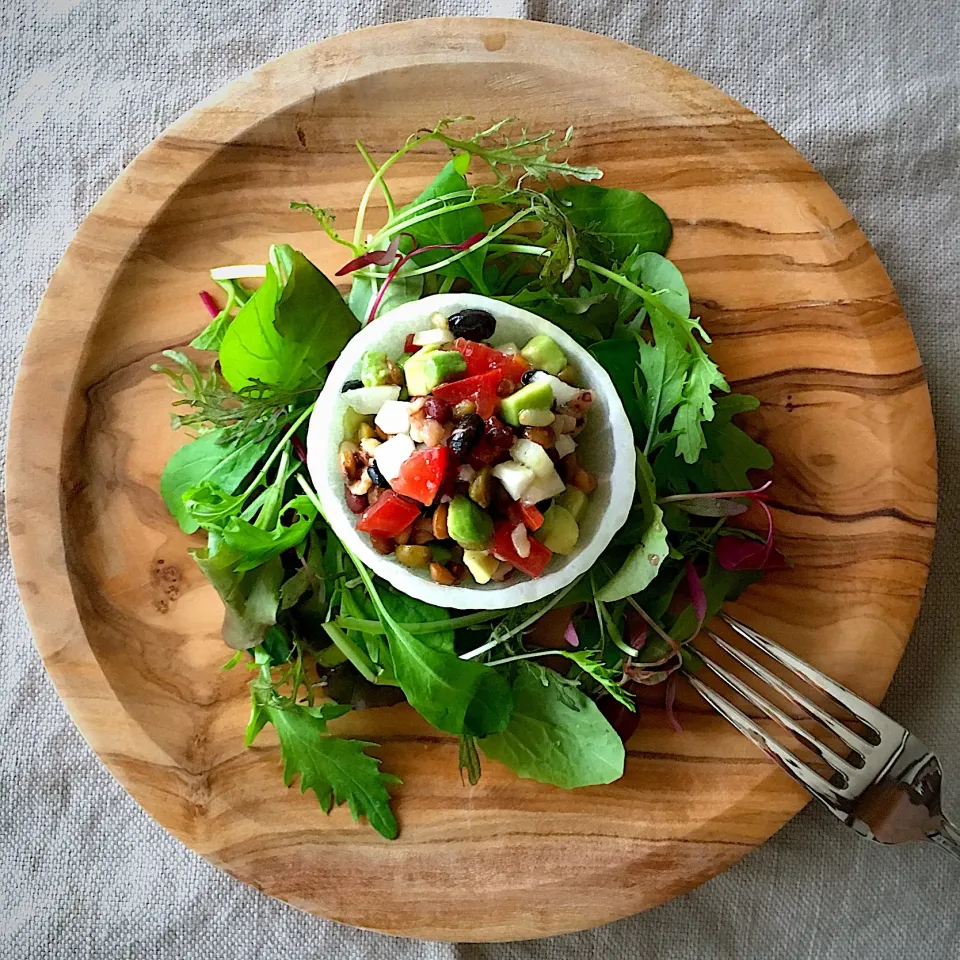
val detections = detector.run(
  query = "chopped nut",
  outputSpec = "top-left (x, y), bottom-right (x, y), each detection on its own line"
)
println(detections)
top-left (553, 413), bottom-right (577, 435)
top-left (491, 561), bottom-right (514, 581)
top-left (432, 502), bottom-right (449, 540)
top-left (384, 359), bottom-right (404, 387)
top-left (369, 534), bottom-right (394, 555)
top-left (429, 562), bottom-right (458, 585)
top-left (558, 364), bottom-right (580, 385)
top-left (396, 544), bottom-right (431, 568)
top-left (358, 422), bottom-right (377, 441)
top-left (521, 426), bottom-right (555, 449)
top-left (359, 437), bottom-right (382, 456)
top-left (394, 524), bottom-right (412, 546)
top-left (468, 466), bottom-right (493, 508)
top-left (338, 441), bottom-right (361, 481)
top-left (412, 514), bottom-right (435, 545)
top-left (348, 472), bottom-right (373, 497)
top-left (571, 465), bottom-right (597, 493)
top-left (368, 486), bottom-right (382, 505)
top-left (410, 414), bottom-right (445, 447)
top-left (375, 425), bottom-right (389, 441)
top-left (560, 390), bottom-right (593, 419)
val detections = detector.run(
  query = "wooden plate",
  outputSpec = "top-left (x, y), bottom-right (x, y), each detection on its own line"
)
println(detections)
top-left (6, 19), bottom-right (936, 941)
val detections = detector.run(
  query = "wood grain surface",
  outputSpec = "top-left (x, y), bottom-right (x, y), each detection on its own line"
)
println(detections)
top-left (6, 19), bottom-right (936, 941)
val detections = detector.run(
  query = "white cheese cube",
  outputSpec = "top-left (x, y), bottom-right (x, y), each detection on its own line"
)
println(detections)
top-left (374, 399), bottom-right (413, 435)
top-left (491, 461), bottom-right (536, 500)
top-left (373, 433), bottom-right (415, 481)
top-left (554, 434), bottom-right (577, 459)
top-left (520, 467), bottom-right (566, 505)
top-left (511, 438), bottom-right (554, 478)
top-left (530, 371), bottom-right (580, 406)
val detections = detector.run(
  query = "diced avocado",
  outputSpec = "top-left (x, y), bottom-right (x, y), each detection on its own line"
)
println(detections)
top-left (447, 494), bottom-right (493, 547)
top-left (557, 486), bottom-right (587, 522)
top-left (403, 345), bottom-right (440, 396)
top-left (521, 334), bottom-right (567, 376)
top-left (463, 549), bottom-right (498, 584)
top-left (360, 350), bottom-right (391, 387)
top-left (423, 349), bottom-right (466, 390)
top-left (535, 504), bottom-right (579, 554)
top-left (396, 352), bottom-right (412, 370)
top-left (500, 380), bottom-right (553, 426)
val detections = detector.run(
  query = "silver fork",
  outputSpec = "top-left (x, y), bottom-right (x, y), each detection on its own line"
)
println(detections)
top-left (685, 613), bottom-right (960, 860)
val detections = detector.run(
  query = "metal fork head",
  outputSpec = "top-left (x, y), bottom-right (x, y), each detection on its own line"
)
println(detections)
top-left (685, 614), bottom-right (955, 853)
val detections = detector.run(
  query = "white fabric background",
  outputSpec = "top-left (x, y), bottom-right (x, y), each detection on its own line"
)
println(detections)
top-left (2, 1), bottom-right (958, 957)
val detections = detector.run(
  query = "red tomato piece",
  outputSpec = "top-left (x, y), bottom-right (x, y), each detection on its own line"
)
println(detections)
top-left (492, 520), bottom-right (553, 578)
top-left (507, 501), bottom-right (545, 531)
top-left (356, 491), bottom-right (421, 537)
top-left (432, 369), bottom-right (503, 419)
top-left (390, 446), bottom-right (450, 506)
top-left (453, 338), bottom-right (530, 381)
top-left (403, 333), bottom-right (418, 353)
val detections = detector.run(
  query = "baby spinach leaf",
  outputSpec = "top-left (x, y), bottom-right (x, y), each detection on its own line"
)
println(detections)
top-left (351, 560), bottom-right (512, 736)
top-left (219, 246), bottom-right (359, 391)
top-left (480, 663), bottom-right (624, 789)
top-left (378, 585), bottom-right (454, 653)
top-left (264, 702), bottom-right (400, 840)
top-left (554, 184), bottom-right (672, 262)
top-left (596, 505), bottom-right (669, 602)
top-left (635, 252), bottom-right (690, 317)
top-left (220, 494), bottom-right (318, 572)
top-left (668, 553), bottom-right (761, 642)
top-left (401, 156), bottom-right (487, 291)
top-left (588, 337), bottom-right (644, 440)
top-left (160, 430), bottom-right (270, 534)
top-left (348, 260), bottom-right (424, 324)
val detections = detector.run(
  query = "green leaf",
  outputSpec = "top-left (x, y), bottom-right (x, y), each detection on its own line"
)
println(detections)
top-left (219, 246), bottom-right (359, 391)
top-left (160, 431), bottom-right (270, 534)
top-left (348, 259), bottom-right (424, 324)
top-left (191, 279), bottom-right (250, 351)
top-left (400, 157), bottom-right (487, 290)
top-left (555, 184), bottom-right (672, 262)
top-left (351, 561), bottom-right (513, 736)
top-left (637, 304), bottom-right (692, 453)
top-left (458, 735), bottom-right (482, 786)
top-left (564, 651), bottom-right (635, 710)
top-left (669, 553), bottom-right (761, 642)
top-left (192, 533), bottom-right (285, 649)
top-left (634, 252), bottom-right (690, 317)
top-left (589, 338), bottom-right (645, 440)
top-left (220, 494), bottom-right (318, 572)
top-left (480, 663), bottom-right (624, 789)
top-left (674, 342), bottom-right (729, 464)
top-left (264, 703), bottom-right (400, 840)
top-left (379, 585), bottom-right (454, 653)
top-left (596, 505), bottom-right (669, 602)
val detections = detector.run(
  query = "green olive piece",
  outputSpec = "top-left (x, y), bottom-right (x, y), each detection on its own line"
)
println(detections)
top-left (395, 544), bottom-right (432, 568)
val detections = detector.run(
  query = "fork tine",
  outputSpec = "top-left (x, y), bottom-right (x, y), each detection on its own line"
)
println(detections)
top-left (694, 647), bottom-right (859, 779)
top-left (685, 674), bottom-right (842, 802)
top-left (721, 614), bottom-right (891, 734)
top-left (708, 629), bottom-right (872, 754)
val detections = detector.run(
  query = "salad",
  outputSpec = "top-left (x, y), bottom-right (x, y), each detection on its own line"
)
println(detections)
top-left (155, 118), bottom-right (779, 840)
top-left (340, 310), bottom-right (597, 586)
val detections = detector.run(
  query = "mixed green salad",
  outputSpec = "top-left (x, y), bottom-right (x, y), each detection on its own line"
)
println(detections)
top-left (155, 119), bottom-right (778, 839)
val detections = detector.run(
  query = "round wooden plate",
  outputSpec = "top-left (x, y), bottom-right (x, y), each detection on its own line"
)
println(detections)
top-left (7, 19), bottom-right (936, 941)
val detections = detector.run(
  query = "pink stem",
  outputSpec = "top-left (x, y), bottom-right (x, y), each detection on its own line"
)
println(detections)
top-left (199, 290), bottom-right (220, 317)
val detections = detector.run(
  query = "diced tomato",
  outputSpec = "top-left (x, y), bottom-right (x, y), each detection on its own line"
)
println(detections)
top-left (492, 520), bottom-right (552, 578)
top-left (403, 333), bottom-right (418, 353)
top-left (433, 369), bottom-right (502, 419)
top-left (453, 338), bottom-right (529, 382)
top-left (390, 447), bottom-right (450, 506)
top-left (356, 491), bottom-right (421, 537)
top-left (508, 501), bottom-right (544, 531)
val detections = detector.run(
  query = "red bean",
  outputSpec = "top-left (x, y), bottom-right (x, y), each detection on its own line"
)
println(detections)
top-left (345, 484), bottom-right (367, 514)
top-left (422, 396), bottom-right (451, 422)
top-left (484, 416), bottom-right (515, 449)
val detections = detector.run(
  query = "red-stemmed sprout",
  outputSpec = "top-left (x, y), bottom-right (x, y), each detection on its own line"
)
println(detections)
top-left (685, 559), bottom-right (708, 640)
top-left (199, 290), bottom-right (220, 318)
top-left (664, 672), bottom-right (683, 734)
top-left (334, 234), bottom-right (403, 276)
top-left (338, 231), bottom-right (488, 325)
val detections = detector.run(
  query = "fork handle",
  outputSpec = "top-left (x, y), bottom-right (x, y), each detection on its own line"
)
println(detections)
top-left (929, 817), bottom-right (960, 862)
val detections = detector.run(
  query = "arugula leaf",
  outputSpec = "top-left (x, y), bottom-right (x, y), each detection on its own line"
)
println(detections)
top-left (220, 494), bottom-right (318, 572)
top-left (160, 430), bottom-right (269, 534)
top-left (192, 533), bottom-right (285, 649)
top-left (480, 663), bottom-right (624, 789)
top-left (637, 307), bottom-right (690, 454)
top-left (219, 246), bottom-right (359, 391)
top-left (401, 156), bottom-right (487, 290)
top-left (564, 651), bottom-right (634, 710)
top-left (654, 394), bottom-right (772, 494)
top-left (555, 184), bottom-right (672, 262)
top-left (596, 505), bottom-right (669, 602)
top-left (264, 703), bottom-right (400, 839)
top-left (351, 561), bottom-right (512, 736)
top-left (674, 341), bottom-right (729, 463)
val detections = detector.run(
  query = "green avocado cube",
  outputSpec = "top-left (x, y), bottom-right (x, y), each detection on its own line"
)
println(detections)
top-left (403, 345), bottom-right (439, 396)
top-left (423, 350), bottom-right (466, 391)
top-left (535, 504), bottom-right (580, 555)
top-left (557, 486), bottom-right (587, 522)
top-left (447, 494), bottom-right (493, 547)
top-left (360, 350), bottom-right (391, 387)
top-left (499, 380), bottom-right (553, 426)
top-left (520, 334), bottom-right (567, 376)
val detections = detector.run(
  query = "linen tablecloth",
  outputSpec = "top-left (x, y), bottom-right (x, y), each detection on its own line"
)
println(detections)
top-left (2, 1), bottom-right (958, 956)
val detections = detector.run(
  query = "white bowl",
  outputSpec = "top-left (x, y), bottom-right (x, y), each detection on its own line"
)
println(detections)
top-left (307, 294), bottom-right (636, 610)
